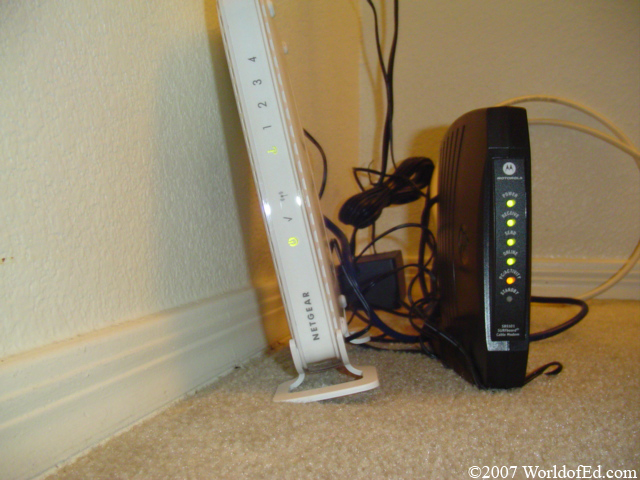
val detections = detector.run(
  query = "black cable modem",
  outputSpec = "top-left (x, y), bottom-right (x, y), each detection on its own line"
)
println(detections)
top-left (436, 106), bottom-right (532, 388)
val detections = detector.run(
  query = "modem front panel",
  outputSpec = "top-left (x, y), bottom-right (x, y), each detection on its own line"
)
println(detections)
top-left (492, 158), bottom-right (529, 342)
top-left (218, 0), bottom-right (342, 368)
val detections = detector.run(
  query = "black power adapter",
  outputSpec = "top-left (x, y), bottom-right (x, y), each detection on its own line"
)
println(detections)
top-left (338, 250), bottom-right (406, 311)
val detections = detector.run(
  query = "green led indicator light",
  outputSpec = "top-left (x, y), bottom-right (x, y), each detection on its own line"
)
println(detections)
top-left (506, 219), bottom-right (516, 227)
top-left (506, 257), bottom-right (516, 266)
top-left (506, 199), bottom-right (516, 208)
top-left (506, 238), bottom-right (516, 247)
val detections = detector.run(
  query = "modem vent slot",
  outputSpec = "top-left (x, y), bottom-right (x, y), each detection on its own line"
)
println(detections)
top-left (438, 125), bottom-right (464, 320)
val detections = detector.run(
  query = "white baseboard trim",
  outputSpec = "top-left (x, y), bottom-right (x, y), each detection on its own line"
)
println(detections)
top-left (0, 284), bottom-right (285, 480)
top-left (531, 258), bottom-right (640, 300)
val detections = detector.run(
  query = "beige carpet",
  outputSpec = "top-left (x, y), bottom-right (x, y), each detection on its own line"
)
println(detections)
top-left (46, 300), bottom-right (639, 480)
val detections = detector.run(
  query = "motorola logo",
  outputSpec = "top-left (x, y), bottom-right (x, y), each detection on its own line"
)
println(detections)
top-left (503, 162), bottom-right (516, 176)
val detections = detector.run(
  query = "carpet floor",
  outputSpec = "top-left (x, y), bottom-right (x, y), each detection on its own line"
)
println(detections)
top-left (45, 300), bottom-right (639, 480)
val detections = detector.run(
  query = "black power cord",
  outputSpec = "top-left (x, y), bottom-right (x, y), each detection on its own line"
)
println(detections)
top-left (303, 129), bottom-right (327, 199)
top-left (365, 0), bottom-right (400, 181)
top-left (530, 296), bottom-right (589, 341)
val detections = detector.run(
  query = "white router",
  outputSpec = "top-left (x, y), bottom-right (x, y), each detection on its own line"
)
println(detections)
top-left (217, 0), bottom-right (379, 402)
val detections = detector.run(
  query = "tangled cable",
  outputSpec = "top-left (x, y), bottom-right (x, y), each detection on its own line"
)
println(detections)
top-left (338, 157), bottom-right (435, 229)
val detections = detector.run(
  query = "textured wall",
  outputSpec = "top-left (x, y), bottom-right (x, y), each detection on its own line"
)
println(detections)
top-left (0, 0), bottom-right (274, 358)
top-left (358, 0), bottom-right (640, 260)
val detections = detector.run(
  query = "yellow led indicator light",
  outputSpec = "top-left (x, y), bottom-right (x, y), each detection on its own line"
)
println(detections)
top-left (288, 237), bottom-right (299, 247)
top-left (506, 257), bottom-right (516, 266)
top-left (506, 219), bottom-right (516, 227)
top-left (506, 238), bottom-right (516, 247)
top-left (506, 276), bottom-right (516, 285)
top-left (268, 146), bottom-right (278, 155)
top-left (506, 199), bottom-right (516, 208)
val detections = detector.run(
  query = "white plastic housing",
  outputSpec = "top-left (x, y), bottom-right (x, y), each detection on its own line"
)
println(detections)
top-left (217, 0), bottom-right (378, 401)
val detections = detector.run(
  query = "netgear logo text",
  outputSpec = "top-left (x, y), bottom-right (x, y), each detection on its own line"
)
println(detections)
top-left (302, 292), bottom-right (320, 341)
